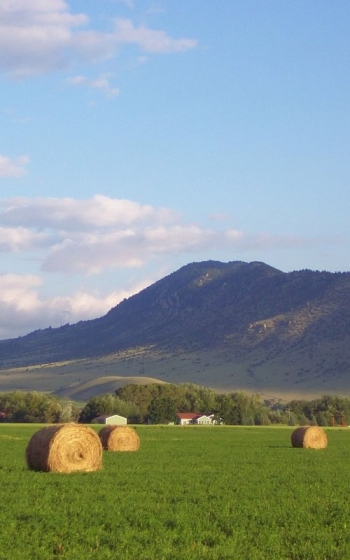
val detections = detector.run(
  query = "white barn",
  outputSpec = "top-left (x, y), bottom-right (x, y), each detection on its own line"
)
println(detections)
top-left (94, 414), bottom-right (127, 425)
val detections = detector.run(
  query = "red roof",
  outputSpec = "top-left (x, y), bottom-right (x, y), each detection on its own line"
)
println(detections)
top-left (176, 412), bottom-right (200, 420)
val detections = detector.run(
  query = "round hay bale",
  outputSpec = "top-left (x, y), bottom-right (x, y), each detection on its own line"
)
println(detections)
top-left (26, 423), bottom-right (102, 473)
top-left (291, 426), bottom-right (328, 449)
top-left (99, 425), bottom-right (140, 452)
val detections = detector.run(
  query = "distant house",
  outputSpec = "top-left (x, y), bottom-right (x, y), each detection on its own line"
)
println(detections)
top-left (175, 412), bottom-right (213, 426)
top-left (193, 415), bottom-right (212, 425)
top-left (93, 414), bottom-right (127, 425)
top-left (175, 412), bottom-right (200, 425)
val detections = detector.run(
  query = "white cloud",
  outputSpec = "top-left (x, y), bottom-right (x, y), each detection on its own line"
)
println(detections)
top-left (0, 155), bottom-right (29, 177)
top-left (113, 18), bottom-right (197, 53)
top-left (0, 272), bottom-right (42, 301)
top-left (0, 271), bottom-right (149, 338)
top-left (0, 226), bottom-right (48, 251)
top-left (43, 232), bottom-right (145, 274)
top-left (40, 224), bottom-right (245, 274)
top-left (0, 272), bottom-right (42, 338)
top-left (0, 194), bottom-right (308, 276)
top-left (0, 2), bottom-right (197, 77)
top-left (0, 1), bottom-right (89, 76)
top-left (68, 73), bottom-right (120, 98)
top-left (0, 194), bottom-right (175, 230)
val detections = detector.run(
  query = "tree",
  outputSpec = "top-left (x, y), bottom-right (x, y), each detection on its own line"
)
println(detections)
top-left (78, 394), bottom-right (142, 423)
top-left (0, 391), bottom-right (61, 423)
top-left (79, 394), bottom-right (119, 423)
top-left (147, 397), bottom-right (177, 424)
top-left (116, 382), bottom-right (219, 420)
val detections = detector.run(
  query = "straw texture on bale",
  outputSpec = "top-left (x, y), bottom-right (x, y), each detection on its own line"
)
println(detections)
top-left (99, 425), bottom-right (140, 452)
top-left (291, 426), bottom-right (328, 449)
top-left (26, 423), bottom-right (103, 473)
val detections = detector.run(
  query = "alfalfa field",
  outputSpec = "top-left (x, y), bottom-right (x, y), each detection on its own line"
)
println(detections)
top-left (0, 424), bottom-right (349, 560)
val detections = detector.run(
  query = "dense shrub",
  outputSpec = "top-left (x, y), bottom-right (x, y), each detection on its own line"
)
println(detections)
top-left (0, 391), bottom-right (62, 423)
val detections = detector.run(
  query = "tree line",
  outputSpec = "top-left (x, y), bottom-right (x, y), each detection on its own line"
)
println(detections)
top-left (78, 383), bottom-right (350, 426)
top-left (0, 391), bottom-right (79, 423)
top-left (1, 386), bottom-right (350, 426)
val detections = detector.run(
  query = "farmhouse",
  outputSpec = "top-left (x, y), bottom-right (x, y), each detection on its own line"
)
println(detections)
top-left (93, 414), bottom-right (127, 425)
top-left (175, 413), bottom-right (213, 425)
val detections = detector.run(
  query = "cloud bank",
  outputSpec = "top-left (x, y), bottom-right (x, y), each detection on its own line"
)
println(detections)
top-left (0, 194), bottom-right (245, 274)
top-left (0, 271), bottom-right (150, 339)
top-left (0, 194), bottom-right (305, 274)
top-left (0, 1), bottom-right (197, 78)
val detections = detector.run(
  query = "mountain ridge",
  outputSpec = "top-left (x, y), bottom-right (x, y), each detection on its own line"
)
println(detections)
top-left (1, 260), bottom-right (350, 398)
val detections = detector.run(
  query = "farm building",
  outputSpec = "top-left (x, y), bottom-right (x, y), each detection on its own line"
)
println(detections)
top-left (93, 414), bottom-right (127, 425)
top-left (194, 415), bottom-right (212, 425)
top-left (175, 413), bottom-right (213, 425)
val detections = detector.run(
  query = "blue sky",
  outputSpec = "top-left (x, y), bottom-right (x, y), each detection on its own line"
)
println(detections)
top-left (0, 0), bottom-right (349, 339)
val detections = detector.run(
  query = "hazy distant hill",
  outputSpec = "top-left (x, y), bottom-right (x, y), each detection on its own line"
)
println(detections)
top-left (54, 376), bottom-right (168, 402)
top-left (1, 260), bottom-right (350, 399)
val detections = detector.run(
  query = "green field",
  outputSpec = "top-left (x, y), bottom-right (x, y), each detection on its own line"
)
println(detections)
top-left (0, 425), bottom-right (349, 560)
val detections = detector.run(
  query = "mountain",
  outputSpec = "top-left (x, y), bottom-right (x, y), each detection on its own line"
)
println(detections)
top-left (1, 260), bottom-right (350, 399)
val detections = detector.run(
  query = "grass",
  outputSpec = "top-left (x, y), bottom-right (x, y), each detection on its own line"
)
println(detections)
top-left (0, 425), bottom-right (349, 559)
top-left (2, 343), bottom-right (347, 401)
top-left (54, 375), bottom-right (168, 401)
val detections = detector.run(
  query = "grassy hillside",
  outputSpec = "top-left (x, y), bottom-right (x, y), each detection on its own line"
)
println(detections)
top-left (54, 375), bottom-right (168, 401)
